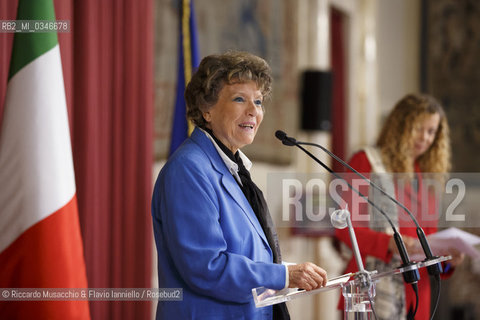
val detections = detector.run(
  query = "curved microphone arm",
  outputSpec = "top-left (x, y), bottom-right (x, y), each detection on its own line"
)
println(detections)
top-left (294, 139), bottom-right (442, 275)
top-left (300, 142), bottom-right (421, 227)
top-left (274, 131), bottom-right (420, 284)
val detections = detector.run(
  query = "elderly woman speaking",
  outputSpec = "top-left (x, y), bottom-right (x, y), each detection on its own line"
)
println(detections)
top-left (152, 51), bottom-right (327, 319)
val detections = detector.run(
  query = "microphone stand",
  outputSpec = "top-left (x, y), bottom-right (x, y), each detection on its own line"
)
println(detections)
top-left (274, 131), bottom-right (420, 286)
top-left (331, 208), bottom-right (378, 319)
top-left (293, 137), bottom-right (447, 320)
top-left (331, 208), bottom-right (372, 291)
top-left (293, 139), bottom-right (442, 277)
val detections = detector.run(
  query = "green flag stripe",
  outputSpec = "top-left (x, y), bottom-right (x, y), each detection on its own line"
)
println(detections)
top-left (8, 0), bottom-right (58, 80)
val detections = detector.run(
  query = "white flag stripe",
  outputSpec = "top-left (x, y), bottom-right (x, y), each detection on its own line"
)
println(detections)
top-left (0, 45), bottom-right (76, 253)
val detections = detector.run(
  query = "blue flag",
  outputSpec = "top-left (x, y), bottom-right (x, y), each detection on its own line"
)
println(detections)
top-left (169, 0), bottom-right (200, 156)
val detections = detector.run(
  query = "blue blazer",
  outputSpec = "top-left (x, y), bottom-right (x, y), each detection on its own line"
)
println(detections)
top-left (152, 128), bottom-right (286, 319)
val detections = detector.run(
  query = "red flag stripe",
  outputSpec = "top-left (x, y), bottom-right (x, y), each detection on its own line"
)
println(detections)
top-left (0, 195), bottom-right (90, 319)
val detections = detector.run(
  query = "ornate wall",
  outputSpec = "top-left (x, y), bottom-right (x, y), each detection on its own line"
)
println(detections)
top-left (423, 1), bottom-right (480, 319)
top-left (422, 0), bottom-right (480, 172)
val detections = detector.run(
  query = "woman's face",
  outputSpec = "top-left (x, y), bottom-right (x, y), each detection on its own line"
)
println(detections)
top-left (411, 112), bottom-right (440, 159)
top-left (203, 81), bottom-right (264, 154)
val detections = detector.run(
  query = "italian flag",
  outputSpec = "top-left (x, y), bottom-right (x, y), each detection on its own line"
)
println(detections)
top-left (0, 0), bottom-right (90, 319)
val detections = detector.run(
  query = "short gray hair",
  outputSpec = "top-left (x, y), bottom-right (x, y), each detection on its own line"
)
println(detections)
top-left (185, 51), bottom-right (272, 129)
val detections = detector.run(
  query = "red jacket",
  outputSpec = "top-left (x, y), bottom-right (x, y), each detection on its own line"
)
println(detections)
top-left (335, 151), bottom-right (450, 319)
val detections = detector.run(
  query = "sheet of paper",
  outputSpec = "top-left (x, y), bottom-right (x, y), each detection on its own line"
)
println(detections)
top-left (325, 273), bottom-right (353, 286)
top-left (409, 227), bottom-right (480, 260)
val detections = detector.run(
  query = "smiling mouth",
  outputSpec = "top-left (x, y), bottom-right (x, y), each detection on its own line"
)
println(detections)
top-left (239, 124), bottom-right (254, 129)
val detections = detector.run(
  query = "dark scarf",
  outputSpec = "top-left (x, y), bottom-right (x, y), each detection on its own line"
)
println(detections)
top-left (206, 129), bottom-right (290, 320)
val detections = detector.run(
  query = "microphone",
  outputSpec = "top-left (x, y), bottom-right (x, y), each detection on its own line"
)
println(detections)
top-left (330, 208), bottom-right (349, 229)
top-left (274, 130), bottom-right (421, 285)
top-left (275, 130), bottom-right (296, 146)
top-left (276, 130), bottom-right (442, 277)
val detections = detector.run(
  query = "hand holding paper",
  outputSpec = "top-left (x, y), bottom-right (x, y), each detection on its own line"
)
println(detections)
top-left (409, 227), bottom-right (480, 260)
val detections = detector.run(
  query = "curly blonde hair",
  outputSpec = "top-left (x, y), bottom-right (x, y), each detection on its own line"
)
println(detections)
top-left (185, 51), bottom-right (272, 129)
top-left (376, 93), bottom-right (451, 177)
